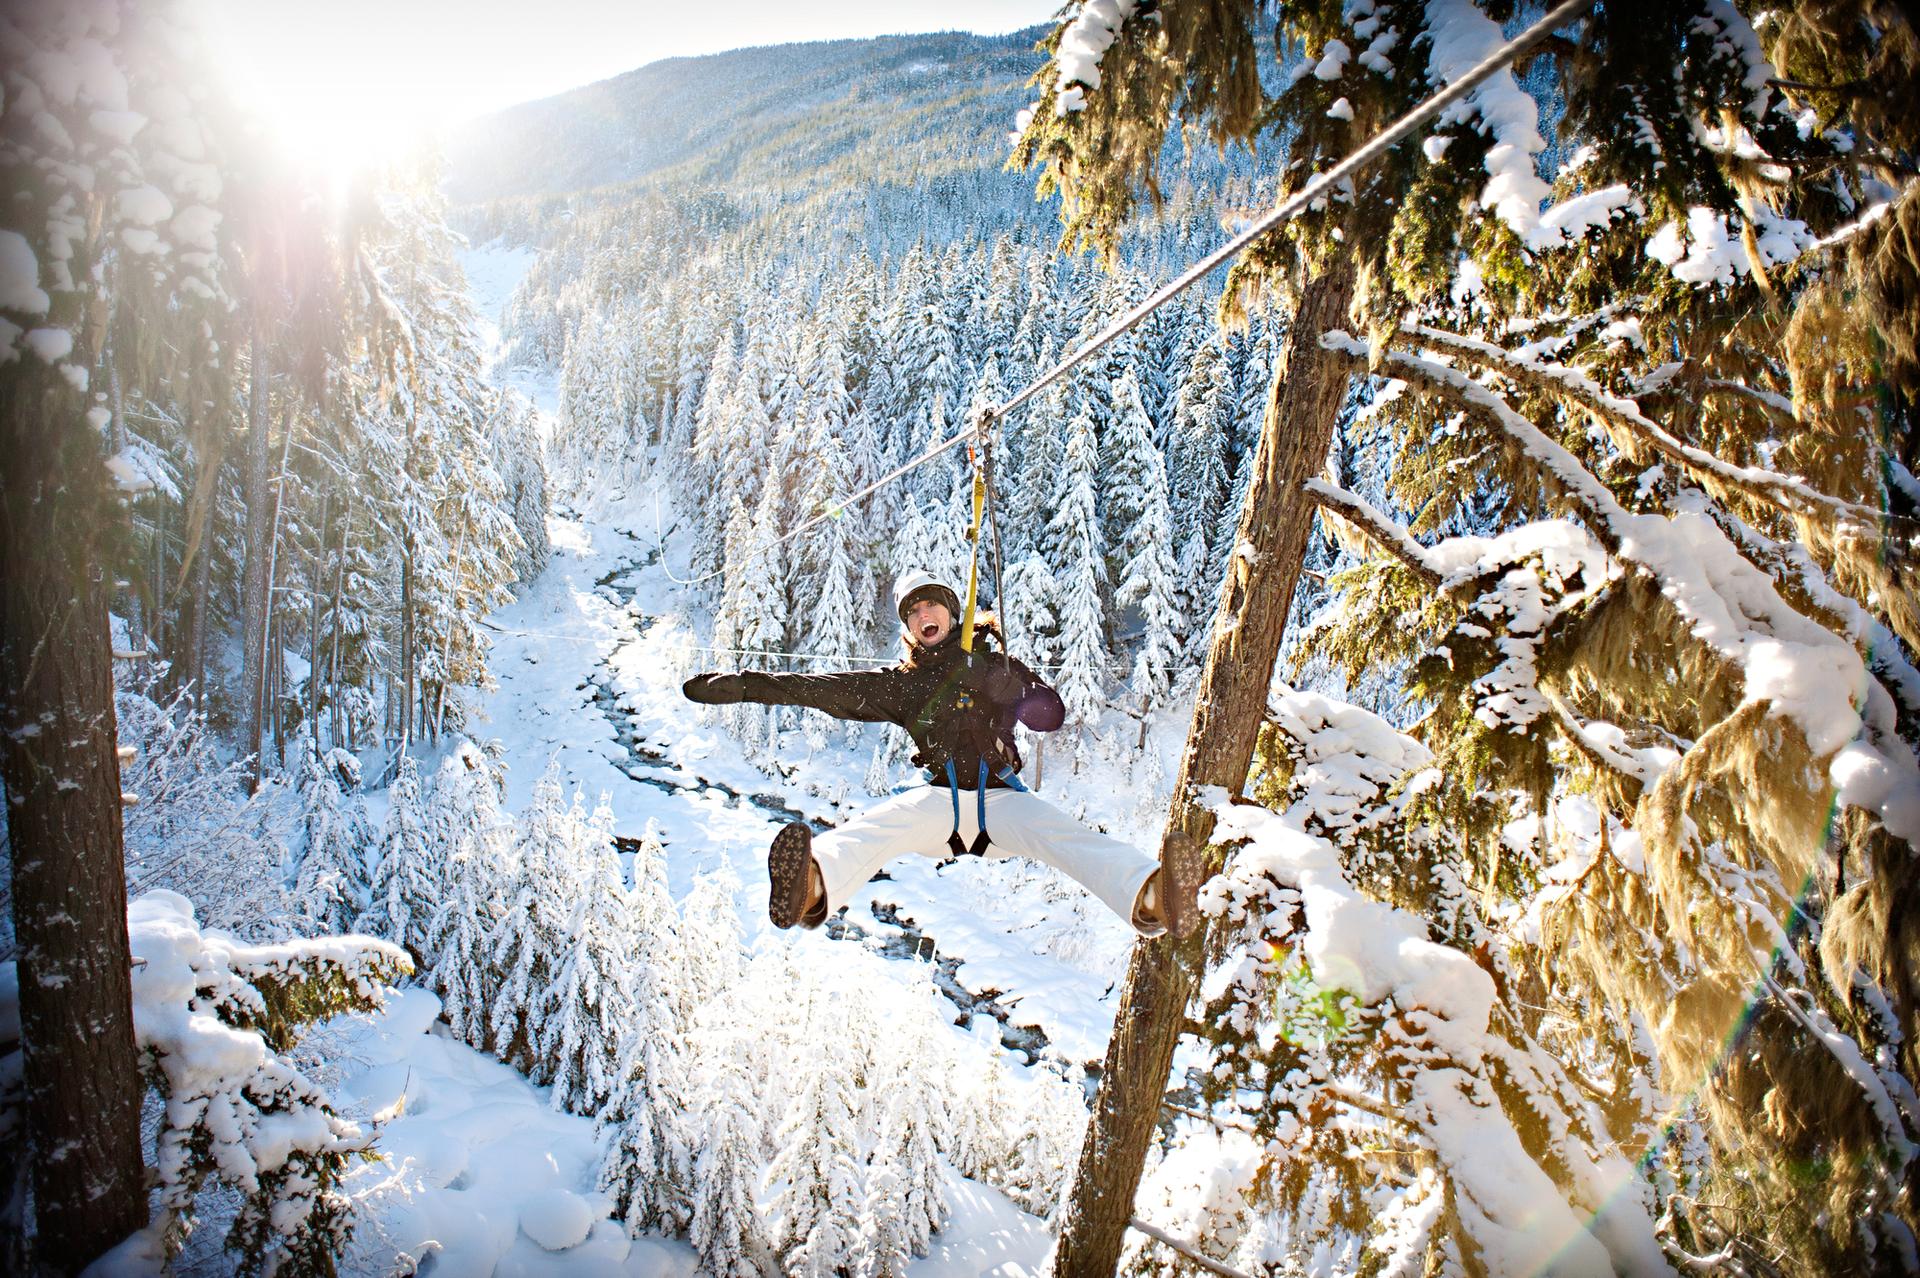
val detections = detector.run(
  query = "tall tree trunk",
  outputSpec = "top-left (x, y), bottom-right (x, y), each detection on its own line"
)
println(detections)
top-left (103, 320), bottom-right (147, 677)
top-left (188, 508), bottom-right (212, 703)
top-left (309, 492), bottom-right (326, 748)
top-left (329, 499), bottom-right (350, 750)
top-left (431, 514), bottom-right (470, 740)
top-left (399, 548), bottom-right (415, 750)
top-left (270, 611), bottom-right (284, 766)
top-left (1051, 259), bottom-right (1356, 1277)
top-left (149, 503), bottom-right (167, 663)
top-left (240, 315), bottom-right (273, 791)
top-left (0, 316), bottom-right (148, 1274)
top-left (263, 408), bottom-right (296, 774)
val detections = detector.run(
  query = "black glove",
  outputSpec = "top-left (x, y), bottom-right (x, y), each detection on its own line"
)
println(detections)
top-left (959, 652), bottom-right (1023, 706)
top-left (683, 673), bottom-right (746, 705)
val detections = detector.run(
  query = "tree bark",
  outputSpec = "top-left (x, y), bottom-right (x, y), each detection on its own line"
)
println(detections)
top-left (0, 322), bottom-right (148, 1274)
top-left (240, 315), bottom-right (273, 791)
top-left (309, 491), bottom-right (327, 748)
top-left (187, 506), bottom-right (212, 702)
top-left (1051, 258), bottom-right (1356, 1277)
top-left (329, 500), bottom-right (350, 750)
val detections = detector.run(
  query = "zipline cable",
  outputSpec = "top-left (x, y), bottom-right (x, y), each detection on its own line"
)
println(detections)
top-left (662, 0), bottom-right (1593, 587)
top-left (987, 0), bottom-right (1594, 423)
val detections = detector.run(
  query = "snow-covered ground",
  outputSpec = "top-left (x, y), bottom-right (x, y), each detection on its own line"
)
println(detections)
top-left (307, 243), bottom-right (1196, 1274)
top-left (326, 986), bottom-right (1048, 1276)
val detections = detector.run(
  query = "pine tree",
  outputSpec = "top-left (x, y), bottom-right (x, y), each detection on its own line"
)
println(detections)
top-left (356, 755), bottom-right (437, 959)
top-left (422, 749), bottom-right (512, 1053)
top-left (1100, 369), bottom-right (1159, 579)
top-left (600, 824), bottom-right (692, 1234)
top-left (687, 1030), bottom-right (772, 1277)
top-left (801, 403), bottom-right (869, 742)
top-left (293, 738), bottom-right (372, 934)
top-left (1046, 404), bottom-right (1109, 753)
top-left (488, 762), bottom-right (571, 1078)
top-left (678, 861), bottom-right (747, 1018)
top-left (538, 793), bottom-right (632, 1114)
top-left (1116, 438), bottom-right (1182, 716)
top-left (765, 992), bottom-right (863, 1278)
top-left (1013, 1), bottom-right (1920, 1270)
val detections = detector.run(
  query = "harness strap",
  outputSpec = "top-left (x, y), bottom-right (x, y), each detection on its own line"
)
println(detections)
top-left (944, 761), bottom-right (967, 859)
top-left (940, 759), bottom-right (1005, 860)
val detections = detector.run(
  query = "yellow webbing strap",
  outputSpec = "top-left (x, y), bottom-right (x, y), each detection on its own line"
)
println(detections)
top-left (959, 421), bottom-right (989, 653)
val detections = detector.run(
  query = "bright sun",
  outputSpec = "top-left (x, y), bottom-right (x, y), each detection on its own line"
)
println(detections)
top-left (192, 0), bottom-right (478, 177)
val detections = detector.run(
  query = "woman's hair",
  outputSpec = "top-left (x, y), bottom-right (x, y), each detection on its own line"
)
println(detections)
top-left (901, 610), bottom-right (999, 662)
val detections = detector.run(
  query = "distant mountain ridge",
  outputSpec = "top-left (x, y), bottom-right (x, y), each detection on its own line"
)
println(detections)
top-left (444, 27), bottom-right (1049, 211)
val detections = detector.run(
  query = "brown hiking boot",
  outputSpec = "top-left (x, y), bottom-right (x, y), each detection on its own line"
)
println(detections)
top-left (1158, 831), bottom-right (1204, 940)
top-left (768, 822), bottom-right (826, 929)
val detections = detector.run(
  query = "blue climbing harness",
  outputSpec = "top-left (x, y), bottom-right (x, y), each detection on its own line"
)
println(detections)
top-left (940, 757), bottom-right (1027, 862)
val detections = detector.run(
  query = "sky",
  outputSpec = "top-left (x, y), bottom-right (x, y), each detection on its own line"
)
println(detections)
top-left (195, 0), bottom-right (1059, 170)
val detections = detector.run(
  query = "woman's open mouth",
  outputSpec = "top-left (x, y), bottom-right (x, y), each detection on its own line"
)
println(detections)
top-left (921, 623), bottom-right (940, 640)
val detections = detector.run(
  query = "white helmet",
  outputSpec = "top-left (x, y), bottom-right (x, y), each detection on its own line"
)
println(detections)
top-left (894, 569), bottom-right (960, 623)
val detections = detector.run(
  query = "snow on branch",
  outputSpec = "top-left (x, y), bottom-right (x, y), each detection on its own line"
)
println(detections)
top-left (1052, 0), bottom-right (1140, 115)
top-left (1321, 328), bottom-right (1918, 843)
top-left (1303, 479), bottom-right (1443, 586)
top-left (1401, 322), bottom-right (1892, 532)
top-left (128, 890), bottom-right (410, 1272)
top-left (1322, 329), bottom-right (1632, 548)
top-left (1199, 790), bottom-right (1672, 1277)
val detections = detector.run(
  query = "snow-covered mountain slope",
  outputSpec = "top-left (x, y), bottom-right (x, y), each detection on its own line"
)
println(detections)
top-left (444, 29), bottom-right (1045, 208)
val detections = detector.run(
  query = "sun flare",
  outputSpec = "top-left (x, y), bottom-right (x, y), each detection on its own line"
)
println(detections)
top-left (193, 0), bottom-right (473, 176)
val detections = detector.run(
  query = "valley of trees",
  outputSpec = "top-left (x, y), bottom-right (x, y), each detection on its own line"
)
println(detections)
top-left (3, 0), bottom-right (1918, 1275)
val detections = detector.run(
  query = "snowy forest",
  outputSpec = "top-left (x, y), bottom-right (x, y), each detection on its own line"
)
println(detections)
top-left (3, 1), bottom-right (1918, 1276)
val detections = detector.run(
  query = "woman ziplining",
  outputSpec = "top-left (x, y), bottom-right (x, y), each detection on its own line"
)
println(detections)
top-left (682, 569), bottom-right (1196, 938)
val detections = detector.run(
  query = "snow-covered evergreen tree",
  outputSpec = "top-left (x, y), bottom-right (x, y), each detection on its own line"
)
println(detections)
top-left (292, 737), bottom-right (372, 934)
top-left (765, 992), bottom-right (863, 1278)
top-left (421, 747), bottom-right (513, 1053)
top-left (355, 754), bottom-right (437, 958)
top-left (687, 1020), bottom-right (774, 1278)
top-left (678, 861), bottom-right (747, 1017)
top-left (488, 762), bottom-right (572, 1078)
top-left (538, 793), bottom-right (632, 1114)
top-left (600, 824), bottom-right (692, 1234)
top-left (1045, 404), bottom-right (1109, 755)
top-left (1116, 429), bottom-right (1182, 714)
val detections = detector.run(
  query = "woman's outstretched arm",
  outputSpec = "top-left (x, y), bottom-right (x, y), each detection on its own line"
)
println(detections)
top-left (683, 668), bottom-right (903, 724)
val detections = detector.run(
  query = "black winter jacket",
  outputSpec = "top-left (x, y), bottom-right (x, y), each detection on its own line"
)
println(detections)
top-left (684, 632), bottom-right (1063, 789)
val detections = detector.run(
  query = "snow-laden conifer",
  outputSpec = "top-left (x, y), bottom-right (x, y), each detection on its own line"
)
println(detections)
top-left (599, 823), bottom-right (693, 1234)
top-left (293, 736), bottom-right (373, 934)
top-left (678, 860), bottom-right (747, 1017)
top-left (1169, 338), bottom-right (1231, 567)
top-left (1115, 425), bottom-right (1182, 714)
top-left (1006, 365), bottom-right (1067, 561)
top-left (1001, 1060), bottom-right (1088, 1221)
top-left (1100, 369), bottom-right (1158, 571)
top-left (765, 988), bottom-right (864, 1277)
top-left (355, 754), bottom-right (437, 959)
top-left (1045, 403), bottom-right (1109, 753)
top-left (422, 747), bottom-right (513, 1053)
top-left (801, 402), bottom-right (869, 750)
top-left (538, 793), bottom-right (632, 1114)
top-left (487, 762), bottom-right (572, 1078)
top-left (687, 1023), bottom-right (773, 1277)
top-left (864, 962), bottom-right (950, 1259)
top-left (128, 892), bottom-right (410, 1274)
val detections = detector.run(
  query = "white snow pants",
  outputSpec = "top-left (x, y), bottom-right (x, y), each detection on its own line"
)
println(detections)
top-left (811, 784), bottom-right (1165, 936)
